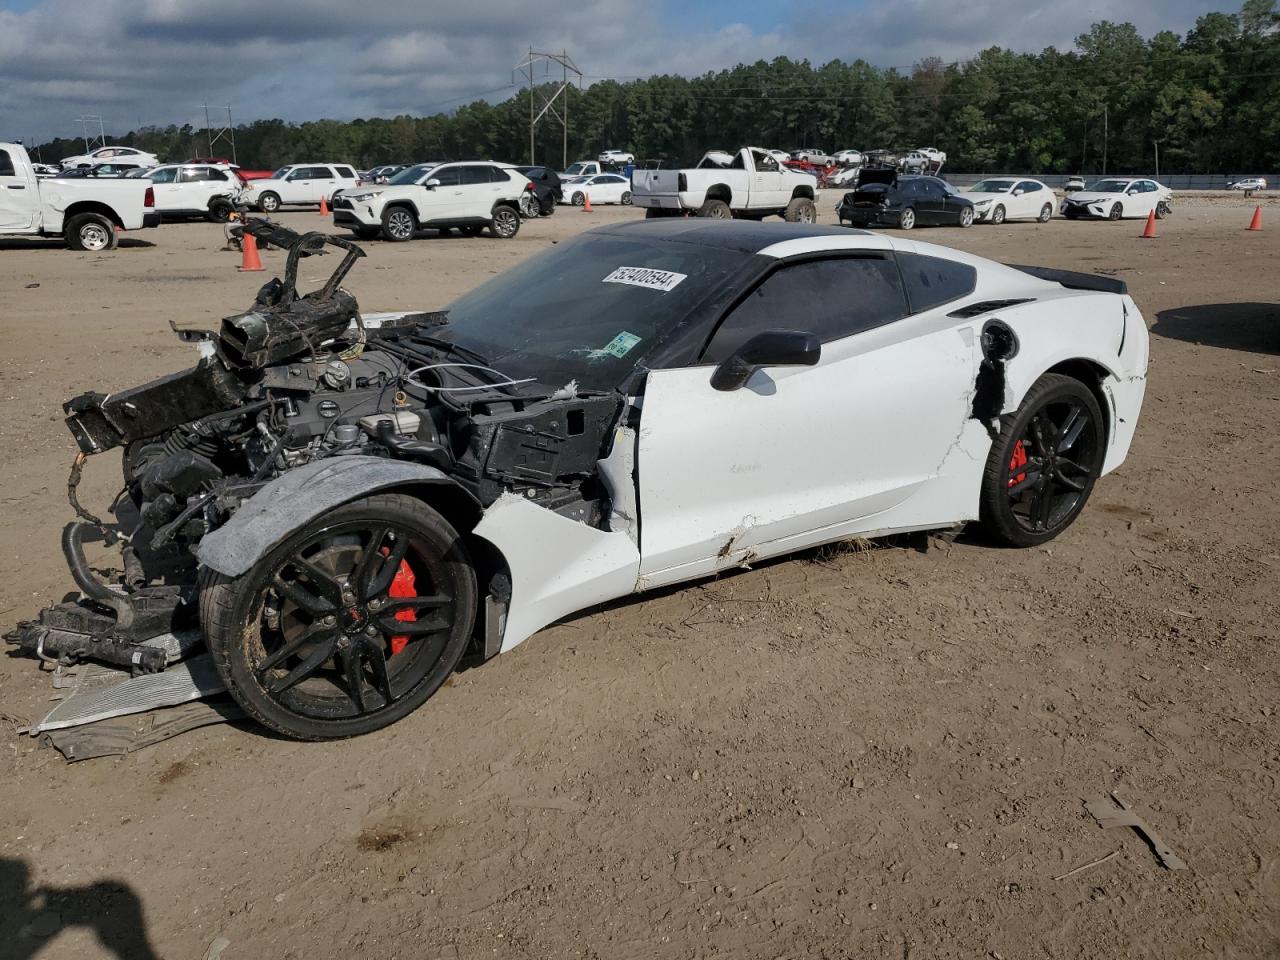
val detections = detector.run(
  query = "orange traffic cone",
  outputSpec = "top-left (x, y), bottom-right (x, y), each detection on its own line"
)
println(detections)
top-left (1140, 210), bottom-right (1158, 239)
top-left (581, 192), bottom-right (592, 212)
top-left (239, 232), bottom-right (264, 272)
top-left (319, 194), bottom-right (330, 216)
top-left (1247, 205), bottom-right (1262, 231)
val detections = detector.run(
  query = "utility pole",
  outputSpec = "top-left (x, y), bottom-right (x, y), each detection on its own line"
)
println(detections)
top-left (1153, 139), bottom-right (1162, 180)
top-left (202, 104), bottom-right (237, 163)
top-left (74, 115), bottom-right (106, 152)
top-left (1102, 103), bottom-right (1108, 176)
top-left (514, 48), bottom-right (582, 168)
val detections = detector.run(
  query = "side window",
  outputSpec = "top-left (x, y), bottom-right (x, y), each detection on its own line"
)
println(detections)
top-left (702, 257), bottom-right (909, 363)
top-left (430, 167), bottom-right (462, 186)
top-left (487, 166), bottom-right (513, 182)
top-left (0, 150), bottom-right (16, 177)
top-left (149, 167), bottom-right (177, 183)
top-left (456, 165), bottom-right (491, 185)
top-left (335, 166), bottom-right (356, 179)
top-left (899, 253), bottom-right (977, 314)
top-left (752, 150), bottom-right (777, 171)
top-left (286, 168), bottom-right (309, 181)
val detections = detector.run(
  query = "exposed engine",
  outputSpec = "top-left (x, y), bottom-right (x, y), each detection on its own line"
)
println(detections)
top-left (7, 220), bottom-right (621, 675)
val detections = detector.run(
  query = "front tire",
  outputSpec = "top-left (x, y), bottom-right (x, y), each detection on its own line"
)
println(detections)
top-left (66, 213), bottom-right (116, 252)
top-left (257, 191), bottom-right (281, 213)
top-left (978, 373), bottom-right (1106, 548)
top-left (1155, 201), bottom-right (1171, 219)
top-left (784, 197), bottom-right (817, 223)
top-left (381, 206), bottom-right (416, 242)
top-left (571, 191), bottom-right (586, 206)
top-left (201, 494), bottom-right (478, 741)
top-left (991, 204), bottom-right (1006, 225)
top-left (1108, 202), bottom-right (1123, 221)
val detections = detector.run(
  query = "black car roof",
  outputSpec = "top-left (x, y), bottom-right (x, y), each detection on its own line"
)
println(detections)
top-left (595, 219), bottom-right (868, 253)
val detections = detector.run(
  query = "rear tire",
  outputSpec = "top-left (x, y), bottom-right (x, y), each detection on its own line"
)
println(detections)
top-left (201, 494), bottom-right (477, 741)
top-left (490, 205), bottom-right (520, 238)
top-left (697, 198), bottom-right (732, 219)
top-left (958, 206), bottom-right (975, 228)
top-left (1155, 201), bottom-right (1171, 219)
top-left (898, 206), bottom-right (916, 230)
top-left (621, 190), bottom-right (632, 205)
top-left (978, 373), bottom-right (1105, 548)
top-left (1038, 203), bottom-right (1053, 223)
top-left (783, 197), bottom-right (817, 223)
top-left (66, 213), bottom-right (116, 251)
top-left (208, 199), bottom-right (234, 223)
top-left (571, 191), bottom-right (585, 206)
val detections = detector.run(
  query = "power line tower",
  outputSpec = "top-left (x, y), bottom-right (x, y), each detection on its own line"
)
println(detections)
top-left (74, 115), bottom-right (107, 152)
top-left (513, 48), bottom-right (582, 168)
top-left (203, 104), bottom-right (237, 163)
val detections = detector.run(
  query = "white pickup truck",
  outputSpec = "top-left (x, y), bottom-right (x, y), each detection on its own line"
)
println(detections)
top-left (630, 147), bottom-right (818, 221)
top-left (1, 142), bottom-right (159, 250)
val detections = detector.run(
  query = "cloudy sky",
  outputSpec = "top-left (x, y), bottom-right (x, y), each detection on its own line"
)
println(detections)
top-left (0, 0), bottom-right (1231, 144)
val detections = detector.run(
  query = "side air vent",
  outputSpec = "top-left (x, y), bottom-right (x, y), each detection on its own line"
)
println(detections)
top-left (948, 298), bottom-right (1035, 319)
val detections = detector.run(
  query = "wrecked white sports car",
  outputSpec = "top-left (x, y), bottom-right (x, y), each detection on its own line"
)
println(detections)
top-left (8, 219), bottom-right (1148, 741)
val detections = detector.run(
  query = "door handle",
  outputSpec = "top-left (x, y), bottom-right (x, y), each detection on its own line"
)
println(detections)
top-left (7, 184), bottom-right (26, 190)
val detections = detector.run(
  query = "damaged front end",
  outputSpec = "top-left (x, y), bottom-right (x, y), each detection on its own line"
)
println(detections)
top-left (5, 219), bottom-right (625, 721)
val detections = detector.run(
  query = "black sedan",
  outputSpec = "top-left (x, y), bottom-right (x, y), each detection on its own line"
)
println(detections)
top-left (514, 166), bottom-right (562, 215)
top-left (836, 170), bottom-right (974, 230)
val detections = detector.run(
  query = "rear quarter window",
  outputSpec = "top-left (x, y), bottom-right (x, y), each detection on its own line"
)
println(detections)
top-left (0, 149), bottom-right (15, 177)
top-left (899, 254), bottom-right (977, 314)
top-left (335, 166), bottom-right (357, 179)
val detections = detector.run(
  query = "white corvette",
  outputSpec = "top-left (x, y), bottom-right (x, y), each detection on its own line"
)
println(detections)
top-left (959, 177), bottom-right (1057, 224)
top-left (12, 220), bottom-right (1148, 740)
top-left (1060, 177), bottom-right (1172, 220)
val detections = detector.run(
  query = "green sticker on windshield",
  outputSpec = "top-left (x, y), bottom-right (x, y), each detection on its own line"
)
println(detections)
top-left (602, 331), bottom-right (642, 358)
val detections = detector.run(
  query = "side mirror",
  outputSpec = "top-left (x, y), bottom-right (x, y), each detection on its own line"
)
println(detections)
top-left (710, 330), bottom-right (821, 392)
top-left (1013, 188), bottom-right (1024, 196)
top-left (425, 178), bottom-right (440, 189)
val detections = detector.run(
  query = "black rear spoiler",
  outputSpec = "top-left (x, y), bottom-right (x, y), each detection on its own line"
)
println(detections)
top-left (1006, 264), bottom-right (1127, 296)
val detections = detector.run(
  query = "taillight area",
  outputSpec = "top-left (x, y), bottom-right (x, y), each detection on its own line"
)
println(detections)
top-left (678, 172), bottom-right (688, 192)
top-left (144, 186), bottom-right (155, 208)
top-left (526, 182), bottom-right (535, 191)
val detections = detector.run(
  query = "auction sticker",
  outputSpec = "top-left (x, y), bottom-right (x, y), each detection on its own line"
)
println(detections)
top-left (602, 266), bottom-right (687, 292)
top-left (601, 331), bottom-right (642, 358)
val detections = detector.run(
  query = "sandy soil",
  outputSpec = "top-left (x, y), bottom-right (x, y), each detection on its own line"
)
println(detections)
top-left (1, 192), bottom-right (1278, 960)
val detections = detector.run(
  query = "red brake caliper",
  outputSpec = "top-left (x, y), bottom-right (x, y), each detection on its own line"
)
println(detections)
top-left (382, 549), bottom-right (417, 655)
top-left (1008, 439), bottom-right (1028, 488)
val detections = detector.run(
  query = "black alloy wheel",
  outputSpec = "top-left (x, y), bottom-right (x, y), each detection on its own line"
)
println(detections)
top-left (978, 373), bottom-right (1105, 547)
top-left (201, 494), bottom-right (477, 740)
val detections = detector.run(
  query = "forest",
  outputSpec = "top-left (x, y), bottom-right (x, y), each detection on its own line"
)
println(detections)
top-left (28, 2), bottom-right (1280, 175)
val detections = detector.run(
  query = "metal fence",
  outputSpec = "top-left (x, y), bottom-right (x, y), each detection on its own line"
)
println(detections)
top-left (943, 172), bottom-right (1273, 191)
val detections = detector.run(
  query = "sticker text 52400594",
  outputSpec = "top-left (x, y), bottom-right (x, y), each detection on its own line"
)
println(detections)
top-left (602, 266), bottom-right (688, 292)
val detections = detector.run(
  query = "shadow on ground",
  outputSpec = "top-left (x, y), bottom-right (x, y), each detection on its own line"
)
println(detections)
top-left (1153, 302), bottom-right (1280, 355)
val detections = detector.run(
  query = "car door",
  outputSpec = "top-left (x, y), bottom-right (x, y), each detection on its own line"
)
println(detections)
top-left (0, 148), bottom-right (35, 229)
top-left (452, 165), bottom-right (496, 218)
top-left (747, 148), bottom-right (788, 207)
top-left (415, 164), bottom-right (463, 222)
top-left (1127, 180), bottom-right (1156, 217)
top-left (915, 179), bottom-right (947, 223)
top-left (635, 249), bottom-right (983, 586)
top-left (148, 166), bottom-right (182, 212)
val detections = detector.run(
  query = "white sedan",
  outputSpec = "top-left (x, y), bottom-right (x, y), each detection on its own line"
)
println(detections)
top-left (1060, 178), bottom-right (1172, 220)
top-left (559, 173), bottom-right (632, 206)
top-left (959, 178), bottom-right (1057, 224)
top-left (60, 146), bottom-right (159, 169)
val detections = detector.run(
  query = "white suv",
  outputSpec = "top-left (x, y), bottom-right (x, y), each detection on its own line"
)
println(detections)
top-left (597, 149), bottom-right (635, 166)
top-left (247, 163), bottom-right (360, 212)
top-left (133, 163), bottom-right (246, 221)
top-left (331, 162), bottom-right (529, 241)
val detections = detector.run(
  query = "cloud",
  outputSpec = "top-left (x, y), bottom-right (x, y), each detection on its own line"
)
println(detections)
top-left (0, 0), bottom-right (1231, 143)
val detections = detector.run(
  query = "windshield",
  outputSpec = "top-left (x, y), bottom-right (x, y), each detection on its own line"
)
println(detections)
top-left (564, 162), bottom-right (592, 176)
top-left (424, 233), bottom-right (746, 391)
top-left (970, 179), bottom-right (1015, 193)
top-left (389, 163), bottom-right (438, 185)
top-left (1092, 179), bottom-right (1131, 193)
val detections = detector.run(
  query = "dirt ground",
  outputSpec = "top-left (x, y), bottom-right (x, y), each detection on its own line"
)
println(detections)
top-left (1, 191), bottom-right (1278, 960)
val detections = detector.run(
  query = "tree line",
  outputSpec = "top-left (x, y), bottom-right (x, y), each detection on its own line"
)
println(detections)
top-left (28, 1), bottom-right (1279, 176)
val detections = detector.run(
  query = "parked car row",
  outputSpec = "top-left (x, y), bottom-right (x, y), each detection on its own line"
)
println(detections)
top-left (835, 171), bottom-right (1175, 231)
